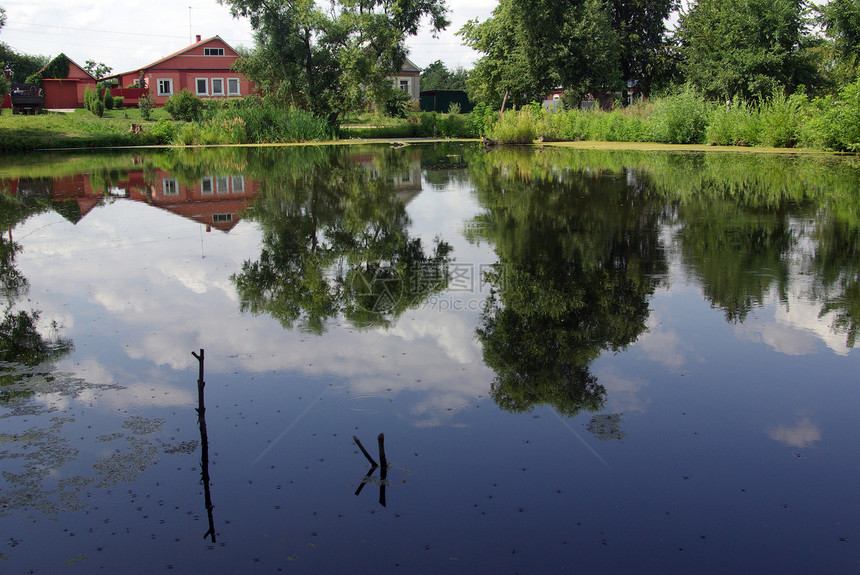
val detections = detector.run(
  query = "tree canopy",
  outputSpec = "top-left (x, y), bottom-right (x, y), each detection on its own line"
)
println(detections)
top-left (459, 0), bottom-right (676, 108)
top-left (219, 0), bottom-right (449, 123)
top-left (677, 0), bottom-right (821, 101)
top-left (819, 0), bottom-right (860, 83)
top-left (419, 59), bottom-right (469, 91)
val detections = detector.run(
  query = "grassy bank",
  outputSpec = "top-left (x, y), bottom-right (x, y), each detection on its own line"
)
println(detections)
top-left (4, 81), bottom-right (860, 152)
top-left (0, 108), bottom-right (175, 152)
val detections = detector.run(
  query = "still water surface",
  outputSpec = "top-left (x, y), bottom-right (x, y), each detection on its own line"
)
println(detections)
top-left (0, 144), bottom-right (858, 573)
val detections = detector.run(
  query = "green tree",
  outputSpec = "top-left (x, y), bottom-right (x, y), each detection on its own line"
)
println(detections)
top-left (419, 59), bottom-right (469, 91)
top-left (818, 0), bottom-right (860, 83)
top-left (83, 59), bottom-right (112, 80)
top-left (677, 0), bottom-right (821, 101)
top-left (231, 146), bottom-right (452, 333)
top-left (219, 0), bottom-right (448, 124)
top-left (465, 148), bottom-right (668, 416)
top-left (460, 0), bottom-right (623, 108)
top-left (606, 0), bottom-right (679, 95)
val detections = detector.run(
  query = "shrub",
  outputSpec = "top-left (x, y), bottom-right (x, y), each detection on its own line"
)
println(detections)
top-left (649, 86), bottom-right (711, 144)
top-left (384, 89), bottom-right (413, 118)
top-left (758, 90), bottom-right (805, 148)
top-left (707, 100), bottom-right (760, 146)
top-left (113, 96), bottom-right (124, 109)
top-left (138, 92), bottom-right (155, 121)
top-left (103, 89), bottom-right (115, 110)
top-left (465, 102), bottom-right (493, 137)
top-left (164, 89), bottom-right (204, 122)
top-left (148, 118), bottom-right (179, 144)
top-left (83, 87), bottom-right (105, 117)
top-left (820, 80), bottom-right (860, 151)
top-left (487, 109), bottom-right (536, 144)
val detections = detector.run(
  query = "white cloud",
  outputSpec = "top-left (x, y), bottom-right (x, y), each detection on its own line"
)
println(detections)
top-left (768, 415), bottom-right (822, 448)
top-left (1, 0), bottom-right (491, 75)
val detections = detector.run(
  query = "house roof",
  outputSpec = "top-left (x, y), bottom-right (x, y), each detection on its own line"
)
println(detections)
top-left (34, 53), bottom-right (97, 81)
top-left (109, 35), bottom-right (238, 78)
top-left (401, 57), bottom-right (421, 73)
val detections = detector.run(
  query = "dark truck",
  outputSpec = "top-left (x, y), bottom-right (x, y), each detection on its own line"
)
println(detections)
top-left (10, 83), bottom-right (44, 114)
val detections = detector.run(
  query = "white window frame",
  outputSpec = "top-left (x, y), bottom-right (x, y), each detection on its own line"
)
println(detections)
top-left (201, 176), bottom-right (213, 195)
top-left (399, 79), bottom-right (409, 93)
top-left (213, 213), bottom-right (233, 223)
top-left (215, 176), bottom-right (230, 194)
top-left (231, 175), bottom-right (245, 193)
top-left (162, 178), bottom-right (179, 196)
top-left (204, 47), bottom-right (225, 56)
top-left (227, 78), bottom-right (241, 96)
top-left (211, 78), bottom-right (225, 97)
top-left (195, 78), bottom-right (208, 96)
top-left (157, 78), bottom-right (173, 97)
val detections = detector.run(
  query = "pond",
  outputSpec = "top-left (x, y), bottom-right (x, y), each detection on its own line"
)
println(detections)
top-left (0, 143), bottom-right (858, 573)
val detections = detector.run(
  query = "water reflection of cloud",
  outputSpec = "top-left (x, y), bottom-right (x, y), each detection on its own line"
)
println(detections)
top-left (389, 309), bottom-right (481, 364)
top-left (49, 357), bottom-right (196, 410)
top-left (634, 313), bottom-right (689, 370)
top-left (16, 199), bottom-right (495, 425)
top-left (598, 366), bottom-right (651, 413)
top-left (735, 289), bottom-right (856, 356)
top-left (768, 415), bottom-right (822, 448)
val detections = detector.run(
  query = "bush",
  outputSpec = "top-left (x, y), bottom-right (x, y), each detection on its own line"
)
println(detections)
top-left (649, 86), bottom-right (711, 144)
top-left (384, 89), bottom-right (413, 118)
top-left (164, 89), bottom-right (204, 122)
top-left (148, 118), bottom-right (179, 144)
top-left (820, 80), bottom-right (860, 151)
top-left (113, 96), bottom-right (124, 109)
top-left (83, 87), bottom-right (105, 117)
top-left (707, 100), bottom-right (760, 146)
top-left (758, 90), bottom-right (804, 148)
top-left (138, 92), bottom-right (155, 121)
top-left (487, 109), bottom-right (536, 144)
top-left (103, 89), bottom-right (114, 110)
top-left (174, 102), bottom-right (332, 145)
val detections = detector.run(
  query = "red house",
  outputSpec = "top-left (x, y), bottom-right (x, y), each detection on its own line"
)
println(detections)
top-left (33, 54), bottom-right (97, 109)
top-left (107, 35), bottom-right (254, 106)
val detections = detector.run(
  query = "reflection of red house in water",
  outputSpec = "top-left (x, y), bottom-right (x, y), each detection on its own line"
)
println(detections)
top-left (3, 169), bottom-right (260, 232)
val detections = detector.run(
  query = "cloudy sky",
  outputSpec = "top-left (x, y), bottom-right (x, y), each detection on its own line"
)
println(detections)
top-left (0, 0), bottom-right (494, 75)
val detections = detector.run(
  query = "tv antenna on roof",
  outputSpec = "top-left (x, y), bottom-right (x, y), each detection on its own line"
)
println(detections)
top-left (189, 6), bottom-right (194, 45)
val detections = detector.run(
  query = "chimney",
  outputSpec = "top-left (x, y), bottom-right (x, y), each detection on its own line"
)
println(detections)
top-left (196, 35), bottom-right (202, 43)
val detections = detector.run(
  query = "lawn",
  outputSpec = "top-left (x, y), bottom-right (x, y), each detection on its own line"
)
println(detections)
top-left (0, 107), bottom-right (174, 152)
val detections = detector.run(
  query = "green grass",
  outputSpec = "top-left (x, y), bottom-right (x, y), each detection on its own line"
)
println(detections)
top-left (0, 108), bottom-right (175, 152)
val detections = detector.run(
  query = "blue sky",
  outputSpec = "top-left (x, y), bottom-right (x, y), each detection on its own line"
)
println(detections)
top-left (1, 0), bottom-right (494, 75)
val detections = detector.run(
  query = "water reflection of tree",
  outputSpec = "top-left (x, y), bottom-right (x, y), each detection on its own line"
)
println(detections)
top-left (675, 200), bottom-right (799, 323)
top-left (467, 149), bottom-right (668, 416)
top-left (810, 218), bottom-right (860, 347)
top-left (232, 146), bottom-right (452, 333)
top-left (0, 192), bottom-right (72, 400)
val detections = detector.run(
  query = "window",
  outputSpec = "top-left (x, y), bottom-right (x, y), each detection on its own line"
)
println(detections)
top-left (204, 47), bottom-right (225, 56)
top-left (227, 78), bottom-right (241, 96)
top-left (157, 79), bottom-right (173, 96)
top-left (162, 178), bottom-right (179, 196)
top-left (231, 176), bottom-right (245, 193)
top-left (213, 213), bottom-right (233, 223)
top-left (215, 176), bottom-right (229, 194)
top-left (201, 177), bottom-right (213, 194)
top-left (399, 79), bottom-right (409, 92)
top-left (195, 78), bottom-right (208, 96)
top-left (211, 78), bottom-right (224, 96)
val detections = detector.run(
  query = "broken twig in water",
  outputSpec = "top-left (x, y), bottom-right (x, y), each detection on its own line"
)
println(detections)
top-left (353, 435), bottom-right (378, 468)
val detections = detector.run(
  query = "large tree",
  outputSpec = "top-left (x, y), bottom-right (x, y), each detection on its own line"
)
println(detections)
top-left (460, 0), bottom-right (676, 108)
top-left (818, 0), bottom-right (860, 83)
top-left (219, 0), bottom-right (448, 123)
top-left (677, 0), bottom-right (821, 101)
top-left (419, 59), bottom-right (468, 91)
